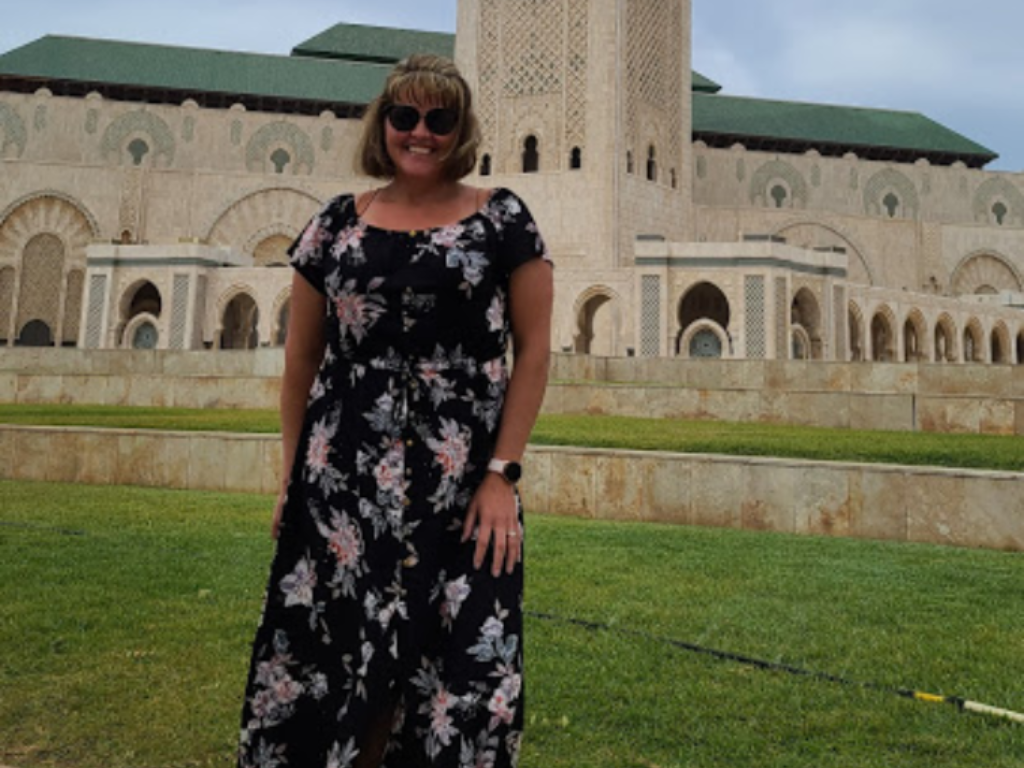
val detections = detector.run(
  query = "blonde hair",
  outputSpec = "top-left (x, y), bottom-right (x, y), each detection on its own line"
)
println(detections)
top-left (357, 54), bottom-right (481, 181)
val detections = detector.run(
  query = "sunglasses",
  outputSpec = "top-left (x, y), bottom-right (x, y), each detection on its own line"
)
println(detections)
top-left (386, 105), bottom-right (459, 136)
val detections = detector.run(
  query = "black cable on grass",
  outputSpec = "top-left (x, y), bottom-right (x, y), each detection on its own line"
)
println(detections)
top-left (0, 520), bottom-right (87, 536)
top-left (526, 610), bottom-right (1024, 726)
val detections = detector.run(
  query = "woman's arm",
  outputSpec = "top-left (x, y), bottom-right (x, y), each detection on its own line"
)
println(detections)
top-left (272, 272), bottom-right (327, 538)
top-left (463, 258), bottom-right (554, 575)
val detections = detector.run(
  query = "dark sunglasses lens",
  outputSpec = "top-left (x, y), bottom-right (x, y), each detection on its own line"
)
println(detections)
top-left (387, 106), bottom-right (420, 132)
top-left (425, 109), bottom-right (458, 136)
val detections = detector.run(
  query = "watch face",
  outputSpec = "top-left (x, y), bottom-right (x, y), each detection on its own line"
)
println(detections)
top-left (504, 462), bottom-right (522, 483)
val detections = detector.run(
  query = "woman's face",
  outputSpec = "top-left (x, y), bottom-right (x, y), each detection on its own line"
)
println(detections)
top-left (383, 97), bottom-right (459, 184)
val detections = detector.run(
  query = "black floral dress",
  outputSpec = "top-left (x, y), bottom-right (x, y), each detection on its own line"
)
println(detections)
top-left (238, 188), bottom-right (550, 768)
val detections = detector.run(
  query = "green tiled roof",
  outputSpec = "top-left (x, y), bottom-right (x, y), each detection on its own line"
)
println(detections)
top-left (291, 22), bottom-right (455, 63)
top-left (693, 92), bottom-right (997, 165)
top-left (0, 35), bottom-right (390, 106)
top-left (691, 71), bottom-right (721, 94)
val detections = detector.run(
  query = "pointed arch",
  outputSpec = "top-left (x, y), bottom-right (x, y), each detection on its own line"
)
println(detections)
top-left (934, 313), bottom-right (958, 363)
top-left (949, 251), bottom-right (1023, 296)
top-left (847, 300), bottom-right (866, 361)
top-left (572, 285), bottom-right (623, 356)
top-left (991, 321), bottom-right (1011, 364)
top-left (773, 218), bottom-right (877, 286)
top-left (869, 304), bottom-right (897, 362)
top-left (902, 308), bottom-right (929, 362)
top-left (205, 187), bottom-right (321, 256)
top-left (963, 317), bottom-right (985, 363)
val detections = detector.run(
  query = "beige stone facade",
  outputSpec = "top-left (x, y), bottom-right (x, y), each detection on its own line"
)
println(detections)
top-left (0, 0), bottom-right (1022, 365)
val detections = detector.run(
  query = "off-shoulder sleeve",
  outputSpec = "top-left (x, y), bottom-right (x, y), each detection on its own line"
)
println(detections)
top-left (287, 195), bottom-right (352, 295)
top-left (491, 188), bottom-right (553, 278)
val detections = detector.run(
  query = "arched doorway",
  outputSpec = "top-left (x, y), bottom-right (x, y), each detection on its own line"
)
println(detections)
top-left (221, 294), bottom-right (260, 349)
top-left (963, 321), bottom-right (983, 363)
top-left (677, 282), bottom-right (729, 354)
top-left (870, 310), bottom-right (895, 361)
top-left (15, 319), bottom-right (53, 347)
top-left (903, 310), bottom-right (927, 362)
top-left (790, 288), bottom-right (822, 359)
top-left (848, 303), bottom-right (865, 361)
top-left (934, 315), bottom-right (957, 363)
top-left (575, 291), bottom-right (618, 356)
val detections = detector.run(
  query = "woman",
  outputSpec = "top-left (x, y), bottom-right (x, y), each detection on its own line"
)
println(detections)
top-left (237, 54), bottom-right (553, 768)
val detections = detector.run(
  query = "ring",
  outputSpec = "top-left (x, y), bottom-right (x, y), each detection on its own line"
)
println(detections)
top-left (506, 530), bottom-right (519, 539)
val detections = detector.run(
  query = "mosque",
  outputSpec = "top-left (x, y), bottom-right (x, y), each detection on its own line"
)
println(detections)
top-left (1, 0), bottom-right (1022, 364)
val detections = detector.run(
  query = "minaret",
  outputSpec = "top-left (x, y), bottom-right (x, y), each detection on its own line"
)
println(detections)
top-left (456, 0), bottom-right (693, 353)
top-left (456, 0), bottom-right (692, 257)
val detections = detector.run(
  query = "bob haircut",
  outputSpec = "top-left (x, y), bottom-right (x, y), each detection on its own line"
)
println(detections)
top-left (357, 54), bottom-right (481, 182)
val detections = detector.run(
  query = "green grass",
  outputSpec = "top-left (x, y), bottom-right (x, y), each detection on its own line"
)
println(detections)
top-left (2, 480), bottom-right (1022, 768)
top-left (3, 403), bottom-right (1024, 471)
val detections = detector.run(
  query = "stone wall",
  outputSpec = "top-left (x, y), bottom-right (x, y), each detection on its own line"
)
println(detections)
top-left (2, 349), bottom-right (1023, 433)
top-left (2, 425), bottom-right (1021, 551)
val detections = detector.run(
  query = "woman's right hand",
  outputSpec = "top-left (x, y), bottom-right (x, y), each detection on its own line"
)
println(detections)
top-left (271, 490), bottom-right (287, 540)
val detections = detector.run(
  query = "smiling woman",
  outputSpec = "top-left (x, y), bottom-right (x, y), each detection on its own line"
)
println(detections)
top-left (234, 53), bottom-right (554, 768)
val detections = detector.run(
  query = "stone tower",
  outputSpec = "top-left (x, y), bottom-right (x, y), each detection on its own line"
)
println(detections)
top-left (456, 0), bottom-right (693, 353)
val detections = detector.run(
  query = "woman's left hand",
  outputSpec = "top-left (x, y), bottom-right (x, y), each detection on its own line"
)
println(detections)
top-left (463, 473), bottom-right (522, 577)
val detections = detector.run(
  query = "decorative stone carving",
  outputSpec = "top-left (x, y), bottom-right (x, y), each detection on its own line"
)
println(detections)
top-left (245, 121), bottom-right (315, 175)
top-left (100, 110), bottom-right (176, 166)
top-left (0, 103), bottom-right (28, 157)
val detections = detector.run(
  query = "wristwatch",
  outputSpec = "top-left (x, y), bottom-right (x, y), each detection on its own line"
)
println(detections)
top-left (487, 457), bottom-right (522, 485)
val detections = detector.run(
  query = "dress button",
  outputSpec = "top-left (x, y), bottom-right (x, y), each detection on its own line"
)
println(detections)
top-left (406, 439), bottom-right (414, 447)
top-left (403, 498), bottom-right (411, 507)
top-left (403, 555), bottom-right (418, 568)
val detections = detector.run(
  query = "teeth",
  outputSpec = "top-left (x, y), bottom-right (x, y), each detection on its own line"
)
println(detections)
top-left (408, 146), bottom-right (432, 154)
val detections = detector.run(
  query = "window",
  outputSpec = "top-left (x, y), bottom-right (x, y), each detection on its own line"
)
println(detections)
top-left (646, 145), bottom-right (657, 182)
top-left (127, 138), bottom-right (150, 166)
top-left (626, 151), bottom-right (634, 174)
top-left (570, 147), bottom-right (582, 170)
top-left (480, 153), bottom-right (492, 176)
top-left (522, 136), bottom-right (539, 173)
top-left (882, 192), bottom-right (899, 218)
top-left (270, 148), bottom-right (291, 174)
top-left (770, 184), bottom-right (788, 208)
top-left (670, 169), bottom-right (677, 189)
top-left (993, 201), bottom-right (1008, 225)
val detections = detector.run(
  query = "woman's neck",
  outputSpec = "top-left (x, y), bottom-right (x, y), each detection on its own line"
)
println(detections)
top-left (381, 177), bottom-right (462, 206)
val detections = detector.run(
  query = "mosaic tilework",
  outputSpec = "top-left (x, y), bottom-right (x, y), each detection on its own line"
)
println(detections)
top-left (245, 121), bottom-right (315, 175)
top-left (640, 274), bottom-right (661, 357)
top-left (972, 177), bottom-right (1024, 225)
top-left (502, 0), bottom-right (565, 97)
top-left (0, 102), bottom-right (28, 157)
top-left (17, 234), bottom-right (64, 333)
top-left (744, 275), bottom-right (766, 359)
top-left (85, 274), bottom-right (108, 349)
top-left (101, 110), bottom-right (176, 165)
top-left (863, 168), bottom-right (919, 218)
top-left (774, 276), bottom-right (787, 360)
top-left (565, 0), bottom-right (588, 154)
top-left (170, 274), bottom-right (190, 350)
top-left (750, 160), bottom-right (809, 206)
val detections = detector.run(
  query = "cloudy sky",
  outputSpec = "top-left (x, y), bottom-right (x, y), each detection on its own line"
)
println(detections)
top-left (2, 1), bottom-right (1020, 171)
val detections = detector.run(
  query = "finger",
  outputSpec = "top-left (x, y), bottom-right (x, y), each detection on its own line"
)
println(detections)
top-left (505, 526), bottom-right (520, 574)
top-left (474, 521), bottom-right (492, 570)
top-left (462, 501), bottom-right (479, 543)
top-left (491, 528), bottom-right (507, 577)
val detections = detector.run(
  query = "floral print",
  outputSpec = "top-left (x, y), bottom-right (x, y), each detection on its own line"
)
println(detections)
top-left (238, 188), bottom-right (550, 768)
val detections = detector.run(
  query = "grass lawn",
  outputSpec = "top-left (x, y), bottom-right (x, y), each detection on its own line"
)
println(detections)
top-left (3, 404), bottom-right (1024, 471)
top-left (1, 480), bottom-right (1022, 768)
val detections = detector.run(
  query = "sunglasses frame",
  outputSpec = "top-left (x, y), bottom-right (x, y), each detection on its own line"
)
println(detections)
top-left (386, 104), bottom-right (459, 137)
